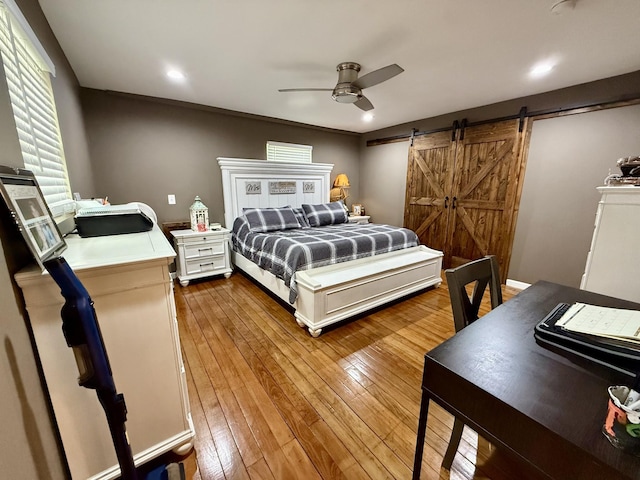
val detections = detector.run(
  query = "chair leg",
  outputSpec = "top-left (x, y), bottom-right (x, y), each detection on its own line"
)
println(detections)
top-left (442, 418), bottom-right (464, 470)
top-left (412, 390), bottom-right (430, 480)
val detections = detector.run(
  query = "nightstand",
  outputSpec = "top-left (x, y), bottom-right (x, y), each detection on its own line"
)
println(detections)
top-left (171, 228), bottom-right (232, 286)
top-left (348, 215), bottom-right (371, 224)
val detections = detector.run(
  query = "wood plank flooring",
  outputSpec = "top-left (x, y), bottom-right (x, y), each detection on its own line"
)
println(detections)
top-left (172, 271), bottom-right (531, 480)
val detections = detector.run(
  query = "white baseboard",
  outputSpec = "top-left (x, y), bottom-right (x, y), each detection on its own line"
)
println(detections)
top-left (506, 278), bottom-right (531, 290)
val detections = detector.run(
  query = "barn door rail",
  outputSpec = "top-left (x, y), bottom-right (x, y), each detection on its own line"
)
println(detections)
top-left (366, 97), bottom-right (640, 147)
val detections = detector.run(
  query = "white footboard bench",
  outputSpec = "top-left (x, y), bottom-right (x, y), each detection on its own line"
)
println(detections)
top-left (233, 245), bottom-right (443, 336)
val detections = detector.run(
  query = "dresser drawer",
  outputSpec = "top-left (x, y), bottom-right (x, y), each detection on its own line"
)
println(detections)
top-left (184, 241), bottom-right (225, 259)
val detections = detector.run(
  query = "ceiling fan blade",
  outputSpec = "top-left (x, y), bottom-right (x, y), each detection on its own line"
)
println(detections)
top-left (278, 88), bottom-right (333, 92)
top-left (352, 64), bottom-right (404, 89)
top-left (354, 96), bottom-right (374, 111)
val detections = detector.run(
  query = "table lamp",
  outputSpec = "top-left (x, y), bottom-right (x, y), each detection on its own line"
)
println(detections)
top-left (330, 174), bottom-right (350, 212)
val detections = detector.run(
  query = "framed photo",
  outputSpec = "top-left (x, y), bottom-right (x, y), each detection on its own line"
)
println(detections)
top-left (352, 204), bottom-right (362, 216)
top-left (0, 166), bottom-right (66, 268)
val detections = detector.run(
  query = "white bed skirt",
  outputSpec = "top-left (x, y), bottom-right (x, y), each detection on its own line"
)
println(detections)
top-left (232, 245), bottom-right (443, 336)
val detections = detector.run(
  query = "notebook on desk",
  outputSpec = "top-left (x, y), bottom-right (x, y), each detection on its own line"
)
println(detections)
top-left (535, 302), bottom-right (640, 376)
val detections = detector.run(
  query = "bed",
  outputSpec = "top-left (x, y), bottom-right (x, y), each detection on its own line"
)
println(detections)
top-left (218, 157), bottom-right (443, 336)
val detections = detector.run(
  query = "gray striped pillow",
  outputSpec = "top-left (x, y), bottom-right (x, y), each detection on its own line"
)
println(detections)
top-left (292, 207), bottom-right (311, 228)
top-left (302, 201), bottom-right (348, 227)
top-left (243, 207), bottom-right (300, 232)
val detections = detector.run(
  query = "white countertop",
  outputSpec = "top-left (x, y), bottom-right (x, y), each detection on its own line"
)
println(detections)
top-left (16, 224), bottom-right (175, 278)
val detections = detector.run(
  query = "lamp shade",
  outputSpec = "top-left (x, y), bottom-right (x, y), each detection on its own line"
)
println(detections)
top-left (333, 174), bottom-right (350, 187)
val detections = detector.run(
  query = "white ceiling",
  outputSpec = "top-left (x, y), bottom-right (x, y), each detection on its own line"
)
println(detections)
top-left (39, 0), bottom-right (640, 134)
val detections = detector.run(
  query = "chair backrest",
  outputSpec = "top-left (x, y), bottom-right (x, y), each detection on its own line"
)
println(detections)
top-left (445, 255), bottom-right (503, 333)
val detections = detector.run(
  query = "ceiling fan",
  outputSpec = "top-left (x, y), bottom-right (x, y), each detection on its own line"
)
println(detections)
top-left (278, 62), bottom-right (404, 111)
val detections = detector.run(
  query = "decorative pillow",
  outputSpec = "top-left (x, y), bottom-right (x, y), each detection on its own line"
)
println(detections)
top-left (302, 201), bottom-right (348, 227)
top-left (291, 207), bottom-right (310, 228)
top-left (243, 207), bottom-right (300, 232)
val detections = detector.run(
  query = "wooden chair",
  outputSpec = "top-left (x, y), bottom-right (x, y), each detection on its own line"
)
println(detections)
top-left (441, 255), bottom-right (502, 470)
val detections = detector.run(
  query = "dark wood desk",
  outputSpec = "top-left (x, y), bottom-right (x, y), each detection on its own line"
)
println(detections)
top-left (413, 281), bottom-right (640, 479)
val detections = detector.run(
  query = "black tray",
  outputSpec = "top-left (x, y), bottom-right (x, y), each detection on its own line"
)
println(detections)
top-left (534, 303), bottom-right (640, 377)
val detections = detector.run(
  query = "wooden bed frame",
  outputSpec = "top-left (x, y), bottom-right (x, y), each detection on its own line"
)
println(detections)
top-left (218, 157), bottom-right (443, 336)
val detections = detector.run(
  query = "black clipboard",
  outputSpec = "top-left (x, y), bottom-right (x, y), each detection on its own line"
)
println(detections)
top-left (534, 303), bottom-right (640, 377)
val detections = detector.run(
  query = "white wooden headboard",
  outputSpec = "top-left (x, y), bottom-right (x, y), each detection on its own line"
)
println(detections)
top-left (217, 157), bottom-right (333, 228)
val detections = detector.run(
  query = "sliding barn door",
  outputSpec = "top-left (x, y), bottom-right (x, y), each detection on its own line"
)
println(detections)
top-left (403, 131), bottom-right (455, 252)
top-left (404, 118), bottom-right (529, 281)
top-left (446, 119), bottom-right (526, 280)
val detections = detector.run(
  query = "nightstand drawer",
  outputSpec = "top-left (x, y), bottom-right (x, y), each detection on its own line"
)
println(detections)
top-left (184, 241), bottom-right (225, 259)
top-left (181, 232), bottom-right (223, 244)
top-left (185, 255), bottom-right (227, 275)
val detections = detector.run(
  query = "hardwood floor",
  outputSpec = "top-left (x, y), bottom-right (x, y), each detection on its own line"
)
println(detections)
top-left (172, 271), bottom-right (528, 480)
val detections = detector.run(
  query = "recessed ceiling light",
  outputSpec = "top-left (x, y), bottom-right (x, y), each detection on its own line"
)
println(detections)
top-left (529, 62), bottom-right (554, 78)
top-left (362, 112), bottom-right (374, 122)
top-left (166, 69), bottom-right (186, 81)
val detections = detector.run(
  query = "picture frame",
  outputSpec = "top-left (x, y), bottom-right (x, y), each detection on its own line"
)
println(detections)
top-left (352, 204), bottom-right (362, 216)
top-left (0, 166), bottom-right (66, 268)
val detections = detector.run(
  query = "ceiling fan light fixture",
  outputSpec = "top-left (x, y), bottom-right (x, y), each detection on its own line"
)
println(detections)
top-left (279, 60), bottom-right (403, 112)
top-left (332, 83), bottom-right (362, 103)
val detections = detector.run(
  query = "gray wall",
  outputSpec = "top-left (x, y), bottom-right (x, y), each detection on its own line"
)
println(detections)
top-left (0, 0), bottom-right (94, 478)
top-left (360, 71), bottom-right (640, 284)
top-left (510, 105), bottom-right (640, 287)
top-left (81, 90), bottom-right (360, 227)
top-left (358, 140), bottom-right (410, 226)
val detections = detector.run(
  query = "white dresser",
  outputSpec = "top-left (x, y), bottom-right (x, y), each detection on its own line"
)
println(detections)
top-left (15, 225), bottom-right (194, 480)
top-left (581, 186), bottom-right (640, 302)
top-left (172, 228), bottom-right (232, 286)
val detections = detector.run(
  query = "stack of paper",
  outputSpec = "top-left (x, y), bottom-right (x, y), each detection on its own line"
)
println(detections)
top-left (558, 303), bottom-right (640, 343)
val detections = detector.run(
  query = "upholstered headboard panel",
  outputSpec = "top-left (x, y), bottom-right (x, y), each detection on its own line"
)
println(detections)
top-left (217, 157), bottom-right (333, 228)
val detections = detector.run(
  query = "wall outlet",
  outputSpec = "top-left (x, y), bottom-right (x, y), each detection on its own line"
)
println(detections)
top-left (168, 194), bottom-right (176, 205)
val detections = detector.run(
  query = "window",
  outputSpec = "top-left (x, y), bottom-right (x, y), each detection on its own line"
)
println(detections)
top-left (266, 141), bottom-right (313, 164)
top-left (0, 0), bottom-right (74, 219)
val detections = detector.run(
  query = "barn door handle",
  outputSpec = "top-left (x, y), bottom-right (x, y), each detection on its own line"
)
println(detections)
top-left (452, 197), bottom-right (457, 209)
top-left (444, 196), bottom-right (449, 208)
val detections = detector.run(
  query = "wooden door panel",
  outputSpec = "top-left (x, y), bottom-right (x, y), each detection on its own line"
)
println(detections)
top-left (403, 119), bottom-right (528, 281)
top-left (448, 206), bottom-right (504, 264)
top-left (457, 139), bottom-right (514, 200)
top-left (404, 131), bottom-right (454, 251)
top-left (447, 119), bottom-right (523, 279)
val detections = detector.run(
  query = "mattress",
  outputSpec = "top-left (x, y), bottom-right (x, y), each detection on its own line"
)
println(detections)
top-left (231, 216), bottom-right (419, 303)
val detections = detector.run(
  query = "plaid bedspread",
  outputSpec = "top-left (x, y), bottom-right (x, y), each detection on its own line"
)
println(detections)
top-left (231, 216), bottom-right (419, 303)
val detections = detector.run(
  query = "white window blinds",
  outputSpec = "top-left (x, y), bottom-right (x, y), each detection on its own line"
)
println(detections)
top-left (0, 1), bottom-right (73, 218)
top-left (266, 141), bottom-right (313, 163)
